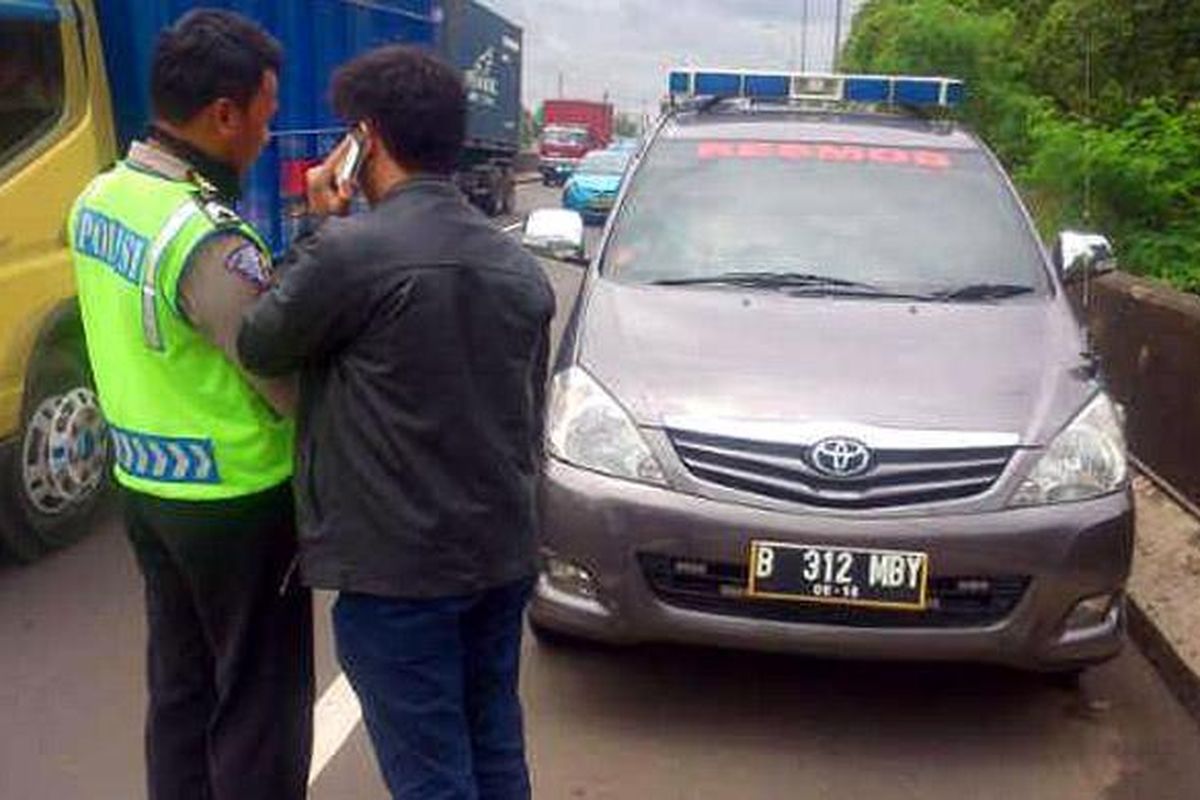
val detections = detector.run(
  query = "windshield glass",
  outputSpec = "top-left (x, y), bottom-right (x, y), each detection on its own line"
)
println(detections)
top-left (543, 126), bottom-right (589, 146)
top-left (579, 151), bottom-right (630, 175)
top-left (602, 138), bottom-right (1049, 295)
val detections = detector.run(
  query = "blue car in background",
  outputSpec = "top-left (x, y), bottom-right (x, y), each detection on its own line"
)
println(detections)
top-left (562, 150), bottom-right (632, 224)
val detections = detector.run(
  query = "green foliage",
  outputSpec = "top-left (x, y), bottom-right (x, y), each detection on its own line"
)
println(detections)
top-left (1029, 0), bottom-right (1200, 117)
top-left (1022, 100), bottom-right (1200, 292)
top-left (841, 1), bottom-right (1042, 163)
top-left (843, 0), bottom-right (1200, 293)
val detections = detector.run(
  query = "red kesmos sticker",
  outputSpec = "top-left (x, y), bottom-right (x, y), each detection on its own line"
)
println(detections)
top-left (696, 141), bottom-right (954, 170)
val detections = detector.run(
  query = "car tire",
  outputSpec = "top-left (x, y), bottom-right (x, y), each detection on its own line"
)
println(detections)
top-left (0, 336), bottom-right (110, 563)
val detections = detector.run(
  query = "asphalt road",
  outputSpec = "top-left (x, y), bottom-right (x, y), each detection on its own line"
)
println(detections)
top-left (3, 182), bottom-right (1199, 800)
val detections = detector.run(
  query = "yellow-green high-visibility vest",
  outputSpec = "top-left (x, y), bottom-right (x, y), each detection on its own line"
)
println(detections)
top-left (69, 161), bottom-right (293, 500)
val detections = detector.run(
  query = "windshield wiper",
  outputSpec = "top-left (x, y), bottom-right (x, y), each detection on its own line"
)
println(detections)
top-left (651, 271), bottom-right (931, 300)
top-left (928, 283), bottom-right (1037, 301)
top-left (652, 271), bottom-right (878, 290)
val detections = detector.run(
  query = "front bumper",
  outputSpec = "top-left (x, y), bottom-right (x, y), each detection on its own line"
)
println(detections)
top-left (531, 458), bottom-right (1134, 670)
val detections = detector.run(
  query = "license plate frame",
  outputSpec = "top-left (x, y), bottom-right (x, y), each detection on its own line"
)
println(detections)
top-left (746, 541), bottom-right (930, 611)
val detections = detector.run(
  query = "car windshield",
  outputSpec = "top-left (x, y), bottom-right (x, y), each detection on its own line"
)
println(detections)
top-left (601, 137), bottom-right (1049, 297)
top-left (579, 152), bottom-right (629, 175)
top-left (544, 127), bottom-right (588, 146)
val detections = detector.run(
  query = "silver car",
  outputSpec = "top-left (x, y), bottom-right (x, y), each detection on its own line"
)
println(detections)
top-left (523, 73), bottom-right (1132, 673)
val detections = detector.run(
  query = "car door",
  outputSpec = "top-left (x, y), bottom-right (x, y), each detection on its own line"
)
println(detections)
top-left (0, 0), bottom-right (116, 560)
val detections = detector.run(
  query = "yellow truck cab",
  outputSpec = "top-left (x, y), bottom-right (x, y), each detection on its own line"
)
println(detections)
top-left (0, 0), bottom-right (114, 560)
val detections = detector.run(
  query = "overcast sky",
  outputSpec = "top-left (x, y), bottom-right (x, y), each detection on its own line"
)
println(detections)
top-left (483, 0), bottom-right (868, 115)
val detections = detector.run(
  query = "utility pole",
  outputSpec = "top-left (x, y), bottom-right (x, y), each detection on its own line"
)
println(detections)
top-left (833, 0), bottom-right (844, 72)
top-left (557, 70), bottom-right (564, 99)
top-left (800, 0), bottom-right (809, 72)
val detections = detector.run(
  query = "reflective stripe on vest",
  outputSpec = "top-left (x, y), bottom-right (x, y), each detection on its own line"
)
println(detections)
top-left (109, 426), bottom-right (220, 484)
top-left (141, 200), bottom-right (202, 351)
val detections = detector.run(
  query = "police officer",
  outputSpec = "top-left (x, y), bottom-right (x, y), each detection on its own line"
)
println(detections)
top-left (69, 11), bottom-right (311, 800)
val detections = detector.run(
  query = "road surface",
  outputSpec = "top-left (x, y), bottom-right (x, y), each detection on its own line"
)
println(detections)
top-left (2, 182), bottom-right (1198, 800)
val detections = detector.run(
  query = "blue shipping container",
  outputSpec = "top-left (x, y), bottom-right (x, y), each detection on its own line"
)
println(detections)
top-left (438, 0), bottom-right (523, 153)
top-left (95, 0), bottom-right (438, 252)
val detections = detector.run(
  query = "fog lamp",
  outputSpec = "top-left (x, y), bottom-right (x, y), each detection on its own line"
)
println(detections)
top-left (544, 555), bottom-right (599, 599)
top-left (1063, 592), bottom-right (1119, 631)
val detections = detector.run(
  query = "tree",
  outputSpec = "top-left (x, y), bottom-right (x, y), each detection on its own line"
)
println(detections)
top-left (842, 0), bottom-right (1200, 293)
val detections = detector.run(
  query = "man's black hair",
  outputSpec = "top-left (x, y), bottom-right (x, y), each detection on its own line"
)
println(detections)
top-left (331, 46), bottom-right (466, 175)
top-left (151, 9), bottom-right (282, 124)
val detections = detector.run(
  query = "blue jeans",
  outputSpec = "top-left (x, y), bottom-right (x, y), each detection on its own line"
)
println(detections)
top-left (333, 578), bottom-right (534, 800)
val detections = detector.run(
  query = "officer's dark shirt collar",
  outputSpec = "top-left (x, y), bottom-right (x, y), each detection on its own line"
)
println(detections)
top-left (147, 124), bottom-right (243, 204)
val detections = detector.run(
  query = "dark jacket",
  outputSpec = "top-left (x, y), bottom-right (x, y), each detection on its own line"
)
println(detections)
top-left (237, 178), bottom-right (555, 598)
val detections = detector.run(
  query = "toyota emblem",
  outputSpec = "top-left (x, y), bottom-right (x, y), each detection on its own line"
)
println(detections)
top-left (809, 437), bottom-right (873, 478)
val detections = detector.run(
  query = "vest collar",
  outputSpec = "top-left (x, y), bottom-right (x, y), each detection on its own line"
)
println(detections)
top-left (129, 126), bottom-right (243, 204)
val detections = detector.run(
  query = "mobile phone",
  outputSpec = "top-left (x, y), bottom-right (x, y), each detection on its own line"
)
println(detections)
top-left (335, 124), bottom-right (367, 194)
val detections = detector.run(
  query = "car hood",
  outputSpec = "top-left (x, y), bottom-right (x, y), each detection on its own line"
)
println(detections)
top-left (576, 279), bottom-right (1094, 446)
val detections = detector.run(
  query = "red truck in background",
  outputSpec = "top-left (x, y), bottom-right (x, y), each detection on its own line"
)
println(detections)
top-left (539, 99), bottom-right (614, 185)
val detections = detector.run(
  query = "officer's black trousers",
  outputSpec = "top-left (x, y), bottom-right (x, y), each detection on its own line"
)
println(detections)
top-left (123, 482), bottom-right (313, 800)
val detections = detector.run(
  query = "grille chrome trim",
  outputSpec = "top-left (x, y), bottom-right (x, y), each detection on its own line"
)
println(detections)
top-left (664, 416), bottom-right (1020, 451)
top-left (669, 428), bottom-right (1015, 509)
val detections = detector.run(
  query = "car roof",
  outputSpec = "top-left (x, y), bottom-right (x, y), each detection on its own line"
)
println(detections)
top-left (662, 108), bottom-right (982, 151)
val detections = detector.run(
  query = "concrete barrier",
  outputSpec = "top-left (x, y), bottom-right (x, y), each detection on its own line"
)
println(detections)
top-left (1078, 272), bottom-right (1200, 508)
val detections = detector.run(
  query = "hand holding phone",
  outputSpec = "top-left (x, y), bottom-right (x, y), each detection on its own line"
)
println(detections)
top-left (305, 123), bottom-right (368, 217)
top-left (335, 124), bottom-right (368, 197)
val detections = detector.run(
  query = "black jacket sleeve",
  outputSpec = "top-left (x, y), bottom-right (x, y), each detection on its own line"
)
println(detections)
top-left (530, 327), bottom-right (551, 459)
top-left (237, 218), bottom-right (368, 377)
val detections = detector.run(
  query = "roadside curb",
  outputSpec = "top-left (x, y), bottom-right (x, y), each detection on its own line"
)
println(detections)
top-left (1126, 474), bottom-right (1200, 729)
top-left (1127, 596), bottom-right (1200, 726)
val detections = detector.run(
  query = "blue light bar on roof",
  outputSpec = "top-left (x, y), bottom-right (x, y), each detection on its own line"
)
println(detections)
top-left (667, 69), bottom-right (965, 109)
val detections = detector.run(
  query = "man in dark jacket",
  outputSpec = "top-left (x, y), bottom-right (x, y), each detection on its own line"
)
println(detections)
top-left (237, 46), bottom-right (553, 800)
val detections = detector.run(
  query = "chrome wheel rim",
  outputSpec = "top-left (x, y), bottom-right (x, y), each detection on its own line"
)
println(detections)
top-left (21, 388), bottom-right (108, 515)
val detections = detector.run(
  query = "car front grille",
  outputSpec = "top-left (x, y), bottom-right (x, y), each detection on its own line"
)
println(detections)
top-left (640, 554), bottom-right (1029, 629)
top-left (668, 429), bottom-right (1015, 510)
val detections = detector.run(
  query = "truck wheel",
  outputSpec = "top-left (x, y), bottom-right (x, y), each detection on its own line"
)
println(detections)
top-left (487, 181), bottom-right (505, 217)
top-left (0, 337), bottom-right (110, 562)
top-left (501, 178), bottom-right (516, 216)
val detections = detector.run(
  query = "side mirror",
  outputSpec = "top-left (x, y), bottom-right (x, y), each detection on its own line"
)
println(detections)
top-left (523, 208), bottom-right (587, 265)
top-left (1053, 231), bottom-right (1115, 283)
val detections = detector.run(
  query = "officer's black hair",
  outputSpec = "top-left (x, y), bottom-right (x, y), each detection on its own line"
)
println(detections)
top-left (150, 9), bottom-right (283, 124)
top-left (331, 45), bottom-right (466, 175)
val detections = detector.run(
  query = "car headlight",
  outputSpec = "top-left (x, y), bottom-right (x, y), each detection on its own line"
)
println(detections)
top-left (546, 366), bottom-right (666, 484)
top-left (1010, 392), bottom-right (1127, 506)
